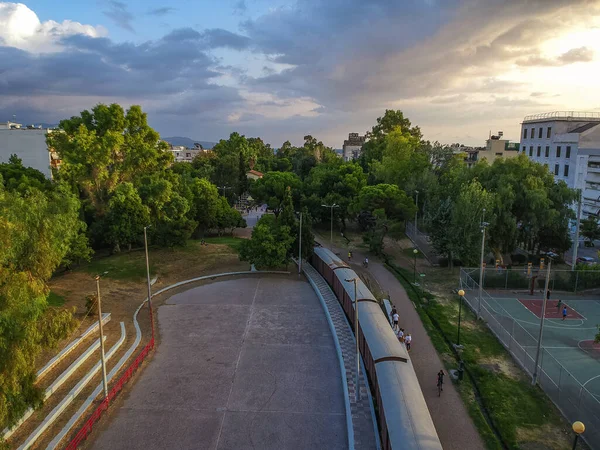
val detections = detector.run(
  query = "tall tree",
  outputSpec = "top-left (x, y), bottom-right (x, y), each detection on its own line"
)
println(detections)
top-left (103, 183), bottom-right (150, 252)
top-left (250, 171), bottom-right (301, 217)
top-left (239, 215), bottom-right (294, 269)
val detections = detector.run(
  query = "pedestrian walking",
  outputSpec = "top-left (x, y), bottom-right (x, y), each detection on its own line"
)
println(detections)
top-left (546, 289), bottom-right (551, 301)
top-left (556, 298), bottom-right (562, 312)
top-left (562, 306), bottom-right (568, 321)
top-left (397, 328), bottom-right (404, 342)
top-left (392, 312), bottom-right (399, 331)
top-left (390, 306), bottom-right (397, 327)
top-left (405, 333), bottom-right (412, 351)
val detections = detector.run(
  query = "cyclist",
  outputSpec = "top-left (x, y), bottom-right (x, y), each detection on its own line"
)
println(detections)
top-left (348, 251), bottom-right (352, 261)
top-left (363, 257), bottom-right (369, 268)
top-left (437, 370), bottom-right (445, 393)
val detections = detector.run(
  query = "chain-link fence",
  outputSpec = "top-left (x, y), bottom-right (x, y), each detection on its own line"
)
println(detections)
top-left (460, 268), bottom-right (600, 448)
top-left (463, 266), bottom-right (600, 294)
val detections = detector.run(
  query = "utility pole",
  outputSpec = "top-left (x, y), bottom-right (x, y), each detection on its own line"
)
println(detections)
top-left (532, 258), bottom-right (552, 385)
top-left (478, 217), bottom-right (489, 319)
top-left (345, 277), bottom-right (361, 402)
top-left (414, 190), bottom-right (419, 235)
top-left (298, 212), bottom-right (303, 275)
top-left (95, 276), bottom-right (109, 398)
top-left (322, 204), bottom-right (339, 250)
top-left (144, 226), bottom-right (154, 338)
top-left (572, 189), bottom-right (582, 270)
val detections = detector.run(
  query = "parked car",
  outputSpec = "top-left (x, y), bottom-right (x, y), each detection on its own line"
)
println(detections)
top-left (576, 256), bottom-right (595, 265)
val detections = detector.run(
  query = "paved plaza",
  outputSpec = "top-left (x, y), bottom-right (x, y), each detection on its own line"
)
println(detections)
top-left (90, 276), bottom-right (347, 450)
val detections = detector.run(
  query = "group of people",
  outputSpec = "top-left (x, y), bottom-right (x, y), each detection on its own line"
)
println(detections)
top-left (390, 305), bottom-right (412, 351)
top-left (547, 289), bottom-right (569, 320)
top-left (347, 251), bottom-right (368, 267)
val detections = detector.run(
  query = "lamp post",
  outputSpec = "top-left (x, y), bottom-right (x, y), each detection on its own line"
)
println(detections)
top-left (345, 277), bottom-right (360, 402)
top-left (532, 258), bottom-right (552, 385)
top-left (457, 289), bottom-right (465, 346)
top-left (572, 421), bottom-right (585, 449)
top-left (572, 189), bottom-right (582, 271)
top-left (143, 225), bottom-right (154, 339)
top-left (322, 203), bottom-right (339, 250)
top-left (298, 211), bottom-right (303, 275)
top-left (414, 190), bottom-right (419, 234)
top-left (413, 248), bottom-right (418, 284)
top-left (478, 219), bottom-right (489, 319)
top-left (95, 274), bottom-right (109, 398)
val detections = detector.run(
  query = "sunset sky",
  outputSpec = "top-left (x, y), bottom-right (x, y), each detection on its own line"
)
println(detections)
top-left (1, 0), bottom-right (599, 147)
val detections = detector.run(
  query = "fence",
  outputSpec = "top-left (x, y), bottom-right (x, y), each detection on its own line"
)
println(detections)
top-left (64, 336), bottom-right (155, 450)
top-left (463, 266), bottom-right (600, 294)
top-left (460, 269), bottom-right (600, 448)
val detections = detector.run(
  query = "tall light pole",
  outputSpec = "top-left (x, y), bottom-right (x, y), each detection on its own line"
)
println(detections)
top-left (572, 189), bottom-right (582, 270)
top-left (414, 190), bottom-right (419, 234)
top-left (95, 275), bottom-right (109, 398)
top-left (572, 421), bottom-right (585, 449)
top-left (144, 225), bottom-right (154, 339)
top-left (413, 248), bottom-right (418, 284)
top-left (345, 277), bottom-right (360, 402)
top-left (322, 203), bottom-right (339, 250)
top-left (532, 258), bottom-right (552, 385)
top-left (478, 219), bottom-right (489, 319)
top-left (457, 289), bottom-right (465, 346)
top-left (298, 211), bottom-right (303, 275)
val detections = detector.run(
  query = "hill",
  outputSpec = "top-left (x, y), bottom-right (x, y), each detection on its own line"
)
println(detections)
top-left (162, 136), bottom-right (217, 149)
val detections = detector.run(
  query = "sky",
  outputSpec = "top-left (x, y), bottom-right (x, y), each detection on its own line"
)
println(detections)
top-left (1, 0), bottom-right (600, 147)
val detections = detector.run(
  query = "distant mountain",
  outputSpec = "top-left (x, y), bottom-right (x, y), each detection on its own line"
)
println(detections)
top-left (162, 136), bottom-right (217, 149)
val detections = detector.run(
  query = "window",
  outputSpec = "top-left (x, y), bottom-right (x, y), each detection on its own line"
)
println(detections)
top-left (566, 146), bottom-right (571, 158)
top-left (524, 128), bottom-right (528, 139)
top-left (186, 152), bottom-right (191, 157)
top-left (529, 146), bottom-right (533, 156)
top-left (538, 127), bottom-right (543, 139)
top-left (547, 127), bottom-right (552, 138)
top-left (545, 146), bottom-right (549, 157)
top-left (537, 146), bottom-right (541, 157)
top-left (554, 164), bottom-right (559, 175)
top-left (556, 146), bottom-right (561, 158)
top-left (564, 164), bottom-right (569, 177)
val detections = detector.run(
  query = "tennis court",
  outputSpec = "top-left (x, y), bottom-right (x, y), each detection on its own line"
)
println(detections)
top-left (460, 269), bottom-right (600, 447)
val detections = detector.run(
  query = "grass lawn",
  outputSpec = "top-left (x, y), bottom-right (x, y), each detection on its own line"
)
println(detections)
top-left (47, 291), bottom-right (66, 307)
top-left (384, 257), bottom-right (580, 450)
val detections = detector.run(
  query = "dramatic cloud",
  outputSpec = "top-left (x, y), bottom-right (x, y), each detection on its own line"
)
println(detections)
top-left (517, 46), bottom-right (594, 66)
top-left (103, 0), bottom-right (135, 32)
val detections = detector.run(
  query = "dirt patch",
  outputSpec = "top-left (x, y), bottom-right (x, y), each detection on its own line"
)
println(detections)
top-left (517, 423), bottom-right (578, 450)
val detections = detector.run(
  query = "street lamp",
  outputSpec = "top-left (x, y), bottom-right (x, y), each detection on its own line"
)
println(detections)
top-left (457, 289), bottom-right (465, 346)
top-left (532, 257), bottom-right (552, 385)
top-left (143, 225), bottom-right (154, 339)
top-left (414, 190), bottom-right (419, 234)
top-left (345, 277), bottom-right (360, 402)
top-left (95, 273), bottom-right (109, 398)
top-left (572, 421), bottom-right (585, 449)
top-left (298, 211), bottom-right (303, 275)
top-left (478, 218), bottom-right (489, 319)
top-left (413, 248), bottom-right (418, 284)
top-left (322, 203), bottom-right (339, 250)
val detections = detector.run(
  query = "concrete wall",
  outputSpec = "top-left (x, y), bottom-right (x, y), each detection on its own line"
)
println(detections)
top-left (0, 129), bottom-right (51, 178)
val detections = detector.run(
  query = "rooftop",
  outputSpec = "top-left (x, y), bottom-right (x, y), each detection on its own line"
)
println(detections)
top-left (523, 111), bottom-right (600, 123)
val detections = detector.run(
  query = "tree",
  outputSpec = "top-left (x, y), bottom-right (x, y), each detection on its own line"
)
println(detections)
top-left (239, 215), bottom-right (294, 269)
top-left (103, 183), bottom-right (150, 252)
top-left (0, 184), bottom-right (82, 429)
top-left (214, 196), bottom-right (246, 235)
top-left (250, 171), bottom-right (301, 217)
top-left (0, 155), bottom-right (51, 193)
top-left (581, 217), bottom-right (600, 246)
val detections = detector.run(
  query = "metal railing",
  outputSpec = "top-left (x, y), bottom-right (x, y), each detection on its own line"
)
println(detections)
top-left (523, 111), bottom-right (600, 122)
top-left (459, 269), bottom-right (600, 448)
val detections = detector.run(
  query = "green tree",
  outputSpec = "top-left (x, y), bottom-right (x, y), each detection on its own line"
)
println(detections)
top-left (103, 183), bottom-right (150, 252)
top-left (581, 216), bottom-right (600, 246)
top-left (250, 171), bottom-right (301, 217)
top-left (0, 155), bottom-right (51, 193)
top-left (214, 196), bottom-right (246, 235)
top-left (239, 215), bottom-right (294, 269)
top-left (0, 184), bottom-right (82, 429)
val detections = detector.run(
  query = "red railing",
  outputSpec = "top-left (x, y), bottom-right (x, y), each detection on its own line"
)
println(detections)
top-left (64, 336), bottom-right (155, 450)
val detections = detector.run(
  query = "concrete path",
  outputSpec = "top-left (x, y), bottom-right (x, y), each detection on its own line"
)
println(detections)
top-left (327, 244), bottom-right (485, 450)
top-left (90, 276), bottom-right (347, 450)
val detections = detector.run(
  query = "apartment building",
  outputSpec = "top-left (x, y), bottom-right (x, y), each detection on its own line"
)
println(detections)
top-left (169, 143), bottom-right (210, 162)
top-left (520, 111), bottom-right (600, 217)
top-left (342, 133), bottom-right (366, 161)
top-left (461, 132), bottom-right (519, 168)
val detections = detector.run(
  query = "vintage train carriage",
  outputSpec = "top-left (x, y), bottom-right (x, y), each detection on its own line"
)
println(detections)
top-left (311, 246), bottom-right (349, 288)
top-left (376, 360), bottom-right (442, 450)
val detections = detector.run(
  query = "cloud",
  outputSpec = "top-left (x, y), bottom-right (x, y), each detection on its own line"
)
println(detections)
top-left (517, 46), bottom-right (594, 66)
top-left (0, 2), bottom-right (107, 52)
top-left (148, 6), bottom-right (175, 16)
top-left (233, 0), bottom-right (246, 16)
top-left (202, 28), bottom-right (250, 50)
top-left (103, 0), bottom-right (135, 32)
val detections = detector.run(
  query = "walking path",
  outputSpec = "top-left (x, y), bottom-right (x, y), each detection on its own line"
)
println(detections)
top-left (302, 262), bottom-right (379, 450)
top-left (327, 243), bottom-right (485, 450)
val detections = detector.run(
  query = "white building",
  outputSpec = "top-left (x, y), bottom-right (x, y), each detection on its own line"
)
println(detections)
top-left (520, 111), bottom-right (600, 217)
top-left (0, 126), bottom-right (55, 178)
top-left (342, 133), bottom-right (366, 161)
top-left (169, 143), bottom-right (210, 162)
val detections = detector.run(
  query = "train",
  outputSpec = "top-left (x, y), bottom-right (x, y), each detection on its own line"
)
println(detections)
top-left (310, 246), bottom-right (442, 450)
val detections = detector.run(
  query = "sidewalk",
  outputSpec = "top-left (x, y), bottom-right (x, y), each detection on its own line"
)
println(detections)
top-left (327, 243), bottom-right (485, 450)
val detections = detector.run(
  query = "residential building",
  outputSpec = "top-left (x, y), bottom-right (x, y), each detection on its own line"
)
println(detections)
top-left (0, 125), bottom-right (56, 178)
top-left (246, 170), bottom-right (264, 180)
top-left (342, 133), bottom-right (366, 161)
top-left (461, 132), bottom-right (519, 168)
top-left (169, 142), bottom-right (210, 162)
top-left (520, 112), bottom-right (600, 217)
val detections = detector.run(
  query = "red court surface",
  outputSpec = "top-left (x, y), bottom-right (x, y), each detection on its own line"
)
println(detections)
top-left (518, 299), bottom-right (584, 319)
